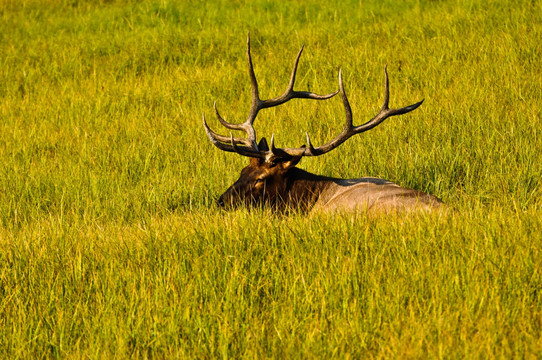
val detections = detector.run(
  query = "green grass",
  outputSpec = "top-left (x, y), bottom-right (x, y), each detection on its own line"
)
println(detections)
top-left (1, 0), bottom-right (541, 358)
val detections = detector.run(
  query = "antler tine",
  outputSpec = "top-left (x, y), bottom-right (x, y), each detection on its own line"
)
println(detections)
top-left (203, 113), bottom-right (234, 152)
top-left (214, 102), bottom-right (238, 130)
top-left (259, 45), bottom-right (339, 110)
top-left (350, 66), bottom-right (423, 135)
top-left (286, 45), bottom-right (304, 94)
top-left (203, 114), bottom-right (255, 150)
top-left (381, 64), bottom-right (390, 111)
top-left (244, 35), bottom-right (338, 123)
top-left (246, 33), bottom-right (259, 112)
top-left (306, 132), bottom-right (315, 153)
top-left (230, 133), bottom-right (266, 158)
top-left (339, 68), bottom-right (354, 133)
top-left (242, 33), bottom-right (260, 147)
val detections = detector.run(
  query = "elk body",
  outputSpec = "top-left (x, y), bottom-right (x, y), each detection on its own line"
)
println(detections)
top-left (203, 37), bottom-right (443, 214)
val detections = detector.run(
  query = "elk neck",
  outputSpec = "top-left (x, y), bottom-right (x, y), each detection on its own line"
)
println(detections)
top-left (284, 167), bottom-right (338, 210)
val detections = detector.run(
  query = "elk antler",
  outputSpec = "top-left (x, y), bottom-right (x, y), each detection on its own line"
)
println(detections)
top-left (203, 37), bottom-right (424, 162)
top-left (203, 34), bottom-right (338, 159)
top-left (276, 66), bottom-right (424, 158)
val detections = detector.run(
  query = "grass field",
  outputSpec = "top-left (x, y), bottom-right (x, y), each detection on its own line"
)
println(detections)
top-left (1, 0), bottom-right (541, 358)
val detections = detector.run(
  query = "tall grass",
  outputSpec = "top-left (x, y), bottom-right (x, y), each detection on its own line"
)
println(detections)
top-left (0, 0), bottom-right (541, 358)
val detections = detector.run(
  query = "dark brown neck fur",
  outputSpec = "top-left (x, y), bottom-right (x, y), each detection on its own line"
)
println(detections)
top-left (284, 167), bottom-right (336, 211)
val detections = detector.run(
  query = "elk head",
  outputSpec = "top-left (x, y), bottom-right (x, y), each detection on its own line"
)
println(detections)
top-left (203, 36), bottom-right (423, 210)
top-left (215, 138), bottom-right (304, 209)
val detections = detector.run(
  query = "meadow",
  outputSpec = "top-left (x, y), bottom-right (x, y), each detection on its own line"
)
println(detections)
top-left (0, 0), bottom-right (541, 358)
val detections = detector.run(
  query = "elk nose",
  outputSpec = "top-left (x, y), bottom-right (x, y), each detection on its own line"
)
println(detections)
top-left (216, 197), bottom-right (225, 207)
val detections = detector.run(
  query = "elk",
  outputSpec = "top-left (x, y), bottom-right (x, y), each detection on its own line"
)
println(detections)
top-left (203, 37), bottom-right (443, 213)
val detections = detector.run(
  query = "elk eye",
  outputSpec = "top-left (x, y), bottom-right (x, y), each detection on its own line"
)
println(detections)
top-left (255, 178), bottom-right (265, 183)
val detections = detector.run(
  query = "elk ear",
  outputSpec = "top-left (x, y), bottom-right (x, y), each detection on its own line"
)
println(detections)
top-left (257, 137), bottom-right (269, 151)
top-left (279, 155), bottom-right (302, 171)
